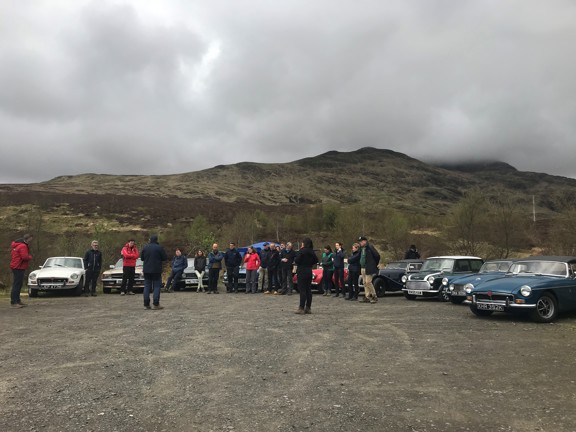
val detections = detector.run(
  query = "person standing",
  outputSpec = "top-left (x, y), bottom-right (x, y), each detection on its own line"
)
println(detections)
top-left (258, 243), bottom-right (271, 293)
top-left (243, 246), bottom-right (260, 294)
top-left (194, 250), bottom-right (207, 292)
top-left (277, 242), bottom-right (296, 295)
top-left (266, 242), bottom-right (280, 294)
top-left (120, 239), bottom-right (139, 296)
top-left (404, 244), bottom-right (421, 259)
top-left (164, 248), bottom-right (188, 293)
top-left (321, 245), bottom-right (334, 296)
top-left (141, 234), bottom-right (168, 309)
top-left (207, 243), bottom-right (224, 294)
top-left (294, 238), bottom-right (318, 314)
top-left (10, 233), bottom-right (33, 308)
top-left (83, 240), bottom-right (102, 297)
top-left (346, 243), bottom-right (361, 300)
top-left (358, 236), bottom-right (381, 304)
top-left (224, 242), bottom-right (242, 293)
top-left (333, 242), bottom-right (346, 298)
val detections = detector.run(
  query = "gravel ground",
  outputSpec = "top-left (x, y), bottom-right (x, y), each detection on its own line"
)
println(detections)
top-left (1, 288), bottom-right (576, 432)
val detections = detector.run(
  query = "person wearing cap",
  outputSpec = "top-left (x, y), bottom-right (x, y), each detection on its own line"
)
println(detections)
top-left (404, 244), bottom-right (421, 259)
top-left (141, 234), bottom-right (168, 309)
top-left (83, 240), bottom-right (103, 297)
top-left (120, 239), bottom-right (139, 296)
top-left (358, 236), bottom-right (381, 303)
top-left (10, 233), bottom-right (33, 308)
top-left (258, 242), bottom-right (271, 293)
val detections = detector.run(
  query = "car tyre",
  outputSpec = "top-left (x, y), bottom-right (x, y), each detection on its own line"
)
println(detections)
top-left (373, 278), bottom-right (386, 298)
top-left (470, 306), bottom-right (494, 317)
top-left (404, 292), bottom-right (417, 300)
top-left (438, 288), bottom-right (450, 302)
top-left (103, 287), bottom-right (112, 294)
top-left (29, 287), bottom-right (38, 298)
top-left (74, 278), bottom-right (84, 296)
top-left (530, 293), bottom-right (558, 323)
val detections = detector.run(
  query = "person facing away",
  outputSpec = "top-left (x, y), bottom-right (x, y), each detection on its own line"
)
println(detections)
top-left (120, 239), bottom-right (139, 296)
top-left (164, 248), bottom-right (188, 293)
top-left (294, 237), bottom-right (319, 315)
top-left (224, 242), bottom-right (243, 293)
top-left (265, 242), bottom-right (280, 294)
top-left (207, 243), bottom-right (224, 294)
top-left (194, 250), bottom-right (207, 292)
top-left (83, 240), bottom-right (102, 297)
top-left (141, 234), bottom-right (168, 309)
top-left (243, 246), bottom-right (261, 294)
top-left (10, 233), bottom-right (33, 308)
top-left (358, 236), bottom-right (381, 304)
top-left (346, 243), bottom-right (361, 300)
top-left (404, 244), bottom-right (421, 260)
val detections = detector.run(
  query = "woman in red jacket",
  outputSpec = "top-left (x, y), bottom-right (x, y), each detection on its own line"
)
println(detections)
top-left (10, 234), bottom-right (33, 308)
top-left (243, 246), bottom-right (261, 294)
top-left (120, 239), bottom-right (139, 295)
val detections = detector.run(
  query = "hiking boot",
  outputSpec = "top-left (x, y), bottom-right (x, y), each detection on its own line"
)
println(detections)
top-left (370, 298), bottom-right (378, 304)
top-left (294, 307), bottom-right (305, 314)
top-left (358, 297), bottom-right (370, 303)
top-left (304, 307), bottom-right (312, 314)
top-left (11, 303), bottom-right (24, 309)
top-left (152, 305), bottom-right (164, 310)
top-left (17, 302), bottom-right (27, 307)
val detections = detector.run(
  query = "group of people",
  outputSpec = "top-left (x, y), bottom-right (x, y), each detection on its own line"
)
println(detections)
top-left (9, 232), bottom-right (393, 314)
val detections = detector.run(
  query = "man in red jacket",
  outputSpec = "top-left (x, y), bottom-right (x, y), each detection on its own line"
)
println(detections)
top-left (10, 233), bottom-right (33, 308)
top-left (120, 239), bottom-right (139, 296)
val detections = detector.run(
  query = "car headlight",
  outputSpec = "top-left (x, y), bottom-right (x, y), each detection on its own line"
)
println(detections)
top-left (426, 275), bottom-right (435, 285)
top-left (464, 283), bottom-right (474, 294)
top-left (70, 273), bottom-right (79, 280)
top-left (449, 283), bottom-right (454, 291)
top-left (442, 277), bottom-right (449, 286)
top-left (520, 285), bottom-right (532, 297)
top-left (401, 275), bottom-right (408, 283)
top-left (29, 272), bottom-right (37, 281)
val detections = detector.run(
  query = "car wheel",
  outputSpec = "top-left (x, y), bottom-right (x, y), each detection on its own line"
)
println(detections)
top-left (404, 292), bottom-right (416, 300)
top-left (74, 278), bottom-right (84, 296)
top-left (103, 287), bottom-right (112, 294)
top-left (470, 306), bottom-right (493, 317)
top-left (438, 288), bottom-right (449, 302)
top-left (450, 297), bottom-right (465, 305)
top-left (530, 293), bottom-right (558, 323)
top-left (373, 278), bottom-right (386, 298)
top-left (29, 287), bottom-right (38, 298)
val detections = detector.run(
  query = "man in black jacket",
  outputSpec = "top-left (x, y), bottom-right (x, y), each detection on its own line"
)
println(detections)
top-left (277, 242), bottom-right (296, 295)
top-left (258, 243), bottom-right (271, 293)
top-left (83, 240), bottom-right (102, 297)
top-left (224, 242), bottom-right (242, 292)
top-left (358, 236), bottom-right (381, 304)
top-left (141, 234), bottom-right (168, 310)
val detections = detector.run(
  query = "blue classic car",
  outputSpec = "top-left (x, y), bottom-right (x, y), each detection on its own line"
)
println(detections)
top-left (444, 259), bottom-right (515, 304)
top-left (466, 256), bottom-right (576, 323)
top-left (372, 259), bottom-right (423, 297)
top-left (402, 256), bottom-right (484, 301)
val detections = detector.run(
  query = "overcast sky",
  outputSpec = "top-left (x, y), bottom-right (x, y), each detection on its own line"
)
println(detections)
top-left (1, 0), bottom-right (575, 183)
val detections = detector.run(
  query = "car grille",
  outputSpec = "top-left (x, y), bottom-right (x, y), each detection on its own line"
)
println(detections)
top-left (452, 284), bottom-right (466, 295)
top-left (475, 292), bottom-right (513, 302)
top-left (38, 277), bottom-right (67, 287)
top-left (109, 272), bottom-right (123, 278)
top-left (406, 280), bottom-right (430, 290)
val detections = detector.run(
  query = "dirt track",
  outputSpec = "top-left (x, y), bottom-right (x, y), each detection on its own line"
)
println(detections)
top-left (1, 289), bottom-right (576, 432)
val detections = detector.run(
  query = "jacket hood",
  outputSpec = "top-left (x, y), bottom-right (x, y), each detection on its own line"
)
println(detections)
top-left (11, 239), bottom-right (26, 248)
top-left (149, 235), bottom-right (159, 243)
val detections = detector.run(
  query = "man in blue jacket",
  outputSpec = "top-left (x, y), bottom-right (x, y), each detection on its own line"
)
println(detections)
top-left (141, 234), bottom-right (168, 309)
top-left (224, 242), bottom-right (242, 293)
top-left (207, 243), bottom-right (224, 294)
top-left (164, 248), bottom-right (188, 293)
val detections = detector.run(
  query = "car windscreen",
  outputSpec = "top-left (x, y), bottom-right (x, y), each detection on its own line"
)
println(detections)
top-left (509, 261), bottom-right (568, 277)
top-left (421, 258), bottom-right (454, 272)
top-left (44, 257), bottom-right (83, 269)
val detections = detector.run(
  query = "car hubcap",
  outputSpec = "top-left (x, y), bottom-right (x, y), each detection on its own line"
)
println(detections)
top-left (537, 298), bottom-right (553, 318)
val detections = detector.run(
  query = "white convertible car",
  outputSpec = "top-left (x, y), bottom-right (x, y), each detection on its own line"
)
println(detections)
top-left (28, 257), bottom-right (86, 297)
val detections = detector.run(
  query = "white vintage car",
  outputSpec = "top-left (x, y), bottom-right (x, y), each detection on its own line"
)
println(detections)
top-left (28, 256), bottom-right (86, 297)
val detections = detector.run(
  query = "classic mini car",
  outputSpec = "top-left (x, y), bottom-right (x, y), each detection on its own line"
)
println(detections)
top-left (402, 256), bottom-right (484, 301)
top-left (445, 259), bottom-right (515, 304)
top-left (175, 258), bottom-right (210, 291)
top-left (372, 259), bottom-right (423, 297)
top-left (466, 256), bottom-right (576, 323)
top-left (101, 258), bottom-right (145, 294)
top-left (28, 256), bottom-right (86, 297)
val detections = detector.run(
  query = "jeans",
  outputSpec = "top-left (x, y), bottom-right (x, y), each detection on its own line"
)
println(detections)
top-left (347, 270), bottom-right (360, 298)
top-left (226, 266), bottom-right (240, 291)
top-left (144, 273), bottom-right (162, 306)
top-left (120, 266), bottom-right (135, 293)
top-left (195, 270), bottom-right (205, 289)
top-left (333, 267), bottom-right (345, 294)
top-left (297, 270), bottom-right (313, 309)
top-left (246, 269), bottom-right (258, 293)
top-left (268, 267), bottom-right (279, 291)
top-left (165, 269), bottom-right (184, 290)
top-left (208, 268), bottom-right (220, 292)
top-left (280, 267), bottom-right (293, 293)
top-left (11, 269), bottom-right (25, 304)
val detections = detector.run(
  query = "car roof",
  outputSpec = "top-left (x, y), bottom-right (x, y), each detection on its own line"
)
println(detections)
top-left (389, 259), bottom-right (425, 263)
top-left (46, 256), bottom-right (83, 259)
top-left (426, 256), bottom-right (483, 260)
top-left (514, 256), bottom-right (576, 263)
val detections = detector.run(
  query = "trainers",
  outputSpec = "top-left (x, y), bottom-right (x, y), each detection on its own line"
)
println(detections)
top-left (17, 302), bottom-right (27, 307)
top-left (358, 297), bottom-right (370, 303)
top-left (304, 307), bottom-right (312, 314)
top-left (120, 292), bottom-right (126, 296)
top-left (144, 305), bottom-right (151, 310)
top-left (128, 291), bottom-right (135, 295)
top-left (152, 305), bottom-right (164, 310)
top-left (11, 303), bottom-right (24, 309)
top-left (370, 298), bottom-right (378, 304)
top-left (264, 291), bottom-right (271, 295)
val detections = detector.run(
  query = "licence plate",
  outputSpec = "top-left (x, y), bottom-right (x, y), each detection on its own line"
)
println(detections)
top-left (43, 284), bottom-right (63, 289)
top-left (187, 279), bottom-right (198, 283)
top-left (477, 303), bottom-right (505, 311)
top-left (407, 290), bottom-right (422, 295)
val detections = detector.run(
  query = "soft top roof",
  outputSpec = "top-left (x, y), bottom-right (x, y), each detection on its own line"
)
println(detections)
top-left (426, 256), bottom-right (483, 260)
top-left (514, 256), bottom-right (576, 263)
